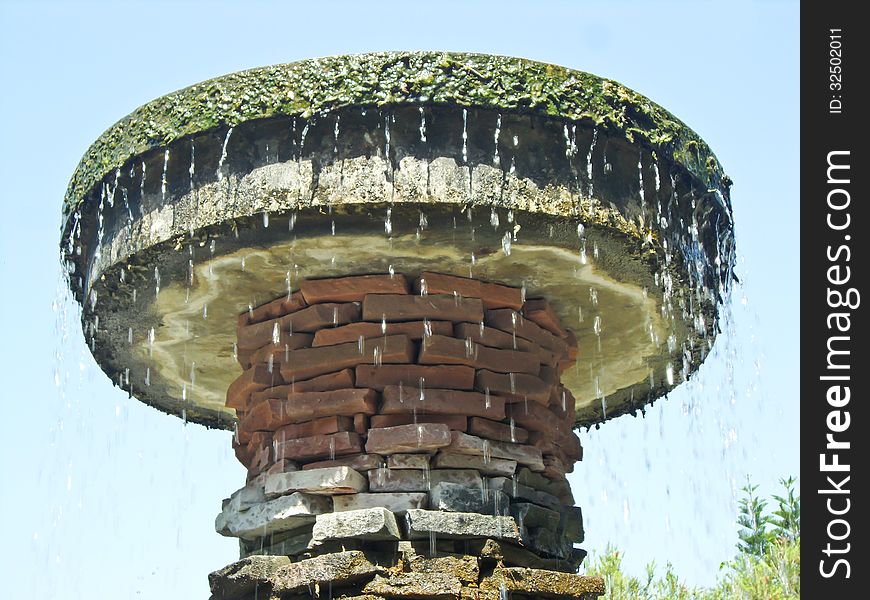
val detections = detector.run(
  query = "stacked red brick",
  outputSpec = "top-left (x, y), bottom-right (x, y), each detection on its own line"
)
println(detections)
top-left (225, 272), bottom-right (583, 560)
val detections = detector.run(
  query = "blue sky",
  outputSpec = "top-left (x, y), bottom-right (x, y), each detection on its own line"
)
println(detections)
top-left (1, 1), bottom-right (798, 597)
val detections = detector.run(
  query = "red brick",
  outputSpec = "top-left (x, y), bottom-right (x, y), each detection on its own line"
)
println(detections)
top-left (279, 335), bottom-right (414, 381)
top-left (474, 370), bottom-right (551, 405)
top-left (250, 368), bottom-right (355, 404)
top-left (415, 272), bottom-right (523, 310)
top-left (312, 320), bottom-right (453, 347)
top-left (239, 332), bottom-right (315, 369)
top-left (300, 274), bottom-right (410, 304)
top-left (467, 417), bottom-right (529, 444)
top-left (418, 335), bottom-right (540, 375)
top-left (484, 309), bottom-right (569, 357)
top-left (453, 323), bottom-right (559, 366)
top-left (370, 414), bottom-right (468, 431)
top-left (274, 431), bottom-right (363, 462)
top-left (362, 294), bottom-right (484, 323)
top-left (302, 453), bottom-right (385, 471)
top-left (381, 385), bottom-right (505, 420)
top-left (522, 298), bottom-right (569, 338)
top-left (237, 291), bottom-right (307, 328)
top-left (237, 303), bottom-right (360, 351)
top-left (226, 364), bottom-right (283, 410)
top-left (353, 413), bottom-right (368, 434)
top-left (274, 415), bottom-right (354, 441)
top-left (241, 389), bottom-right (378, 433)
top-left (365, 423), bottom-right (452, 454)
top-left (355, 364), bottom-right (475, 391)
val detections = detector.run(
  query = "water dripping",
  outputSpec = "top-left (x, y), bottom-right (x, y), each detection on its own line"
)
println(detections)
top-left (461, 108), bottom-right (468, 164)
top-left (216, 128), bottom-right (233, 181)
top-left (161, 148), bottom-right (169, 202)
top-left (418, 107), bottom-right (427, 142)
top-left (493, 113), bottom-right (501, 166)
top-left (263, 212), bottom-right (269, 228)
top-left (586, 127), bottom-right (597, 196)
top-left (490, 207), bottom-right (499, 228)
top-left (333, 114), bottom-right (340, 156)
top-left (384, 207), bottom-right (392, 235)
top-left (501, 232), bottom-right (511, 256)
top-left (189, 142), bottom-right (196, 191)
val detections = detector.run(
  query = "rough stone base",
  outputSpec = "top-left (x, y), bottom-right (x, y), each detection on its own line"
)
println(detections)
top-left (210, 542), bottom-right (603, 600)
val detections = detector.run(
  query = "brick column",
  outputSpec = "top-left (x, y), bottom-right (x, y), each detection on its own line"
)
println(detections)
top-left (210, 272), bottom-right (604, 599)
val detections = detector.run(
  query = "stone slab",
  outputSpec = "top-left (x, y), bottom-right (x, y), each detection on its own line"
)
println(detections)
top-left (405, 509), bottom-right (521, 542)
top-left (428, 469), bottom-right (484, 489)
top-left (444, 431), bottom-right (545, 472)
top-left (243, 332), bottom-right (315, 368)
top-left (362, 293), bottom-right (484, 323)
top-left (381, 386), bottom-right (505, 421)
top-left (522, 298), bottom-right (569, 338)
top-left (274, 415), bottom-right (354, 441)
top-left (367, 468), bottom-right (428, 492)
top-left (265, 466), bottom-right (367, 497)
top-left (408, 554), bottom-right (480, 584)
top-left (208, 555), bottom-right (292, 599)
top-left (300, 274), bottom-right (410, 304)
top-left (274, 431), bottom-right (363, 462)
top-left (370, 414), bottom-right (468, 431)
top-left (270, 550), bottom-right (383, 595)
top-left (510, 502), bottom-right (561, 531)
top-left (484, 309), bottom-right (569, 356)
top-left (217, 492), bottom-right (330, 540)
top-left (467, 416), bottom-right (529, 444)
top-left (432, 452), bottom-right (517, 477)
top-left (355, 364), bottom-right (475, 391)
top-left (487, 477), bottom-right (562, 511)
top-left (333, 492), bottom-right (428, 514)
top-left (419, 335), bottom-right (540, 375)
top-left (415, 272), bottom-right (523, 310)
top-left (314, 320), bottom-right (453, 346)
top-left (237, 302), bottom-right (360, 351)
top-left (241, 389), bottom-right (377, 433)
top-left (429, 482), bottom-right (509, 515)
top-left (481, 567), bottom-right (605, 598)
top-left (387, 453), bottom-right (432, 469)
top-left (365, 423), bottom-right (452, 455)
top-left (310, 507), bottom-right (401, 546)
top-left (226, 363), bottom-right (283, 410)
top-left (302, 453), bottom-right (385, 472)
top-left (474, 370), bottom-right (551, 405)
top-left (279, 335), bottom-right (413, 381)
top-left (363, 572), bottom-right (462, 599)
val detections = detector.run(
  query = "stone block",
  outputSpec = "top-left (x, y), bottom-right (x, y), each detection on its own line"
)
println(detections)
top-left (367, 468), bottom-right (428, 492)
top-left (444, 431), bottom-right (545, 471)
top-left (429, 482), bottom-right (509, 515)
top-left (428, 469), bottom-right (484, 489)
top-left (279, 335), bottom-right (413, 381)
top-left (237, 291), bottom-right (306, 328)
top-left (363, 572), bottom-right (462, 599)
top-left (405, 509), bottom-right (521, 542)
top-left (481, 567), bottom-right (605, 598)
top-left (217, 492), bottom-right (329, 540)
top-left (313, 319), bottom-right (453, 346)
top-left (365, 423), bottom-right (452, 455)
top-left (355, 364), bottom-right (475, 391)
top-left (237, 302), bottom-right (359, 350)
top-left (484, 309), bottom-right (569, 357)
top-left (371, 413), bottom-right (468, 431)
top-left (408, 554), bottom-right (480, 584)
top-left (522, 298), bottom-right (569, 338)
top-left (224, 482), bottom-right (267, 512)
top-left (270, 551), bottom-right (383, 595)
top-left (416, 271), bottom-right (523, 310)
top-left (243, 332), bottom-right (314, 368)
top-left (418, 335), bottom-right (540, 375)
top-left (266, 466), bottom-right (367, 497)
top-left (333, 492), bottom-right (428, 514)
top-left (474, 370), bottom-right (551, 405)
top-left (387, 453), bottom-right (431, 469)
top-left (274, 431), bottom-right (363, 462)
top-left (241, 389), bottom-right (377, 433)
top-left (432, 452), bottom-right (517, 477)
top-left (300, 273), bottom-right (410, 304)
top-left (274, 415), bottom-right (354, 441)
top-left (467, 416), bottom-right (529, 444)
top-left (362, 293), bottom-right (484, 323)
top-left (208, 555), bottom-right (291, 599)
top-left (381, 386), bottom-right (505, 421)
top-left (487, 477), bottom-right (562, 511)
top-left (560, 506), bottom-right (585, 543)
top-left (226, 364), bottom-right (283, 410)
top-left (310, 507), bottom-right (401, 546)
top-left (302, 453), bottom-right (385, 472)
top-left (510, 502), bottom-right (561, 531)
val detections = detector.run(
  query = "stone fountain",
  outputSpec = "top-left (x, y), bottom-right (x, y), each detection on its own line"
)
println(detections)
top-left (61, 52), bottom-right (735, 599)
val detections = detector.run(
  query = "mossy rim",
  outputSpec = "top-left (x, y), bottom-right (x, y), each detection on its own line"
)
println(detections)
top-left (62, 51), bottom-right (729, 231)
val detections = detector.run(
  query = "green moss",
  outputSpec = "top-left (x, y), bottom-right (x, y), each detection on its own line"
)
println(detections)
top-left (63, 51), bottom-right (727, 228)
